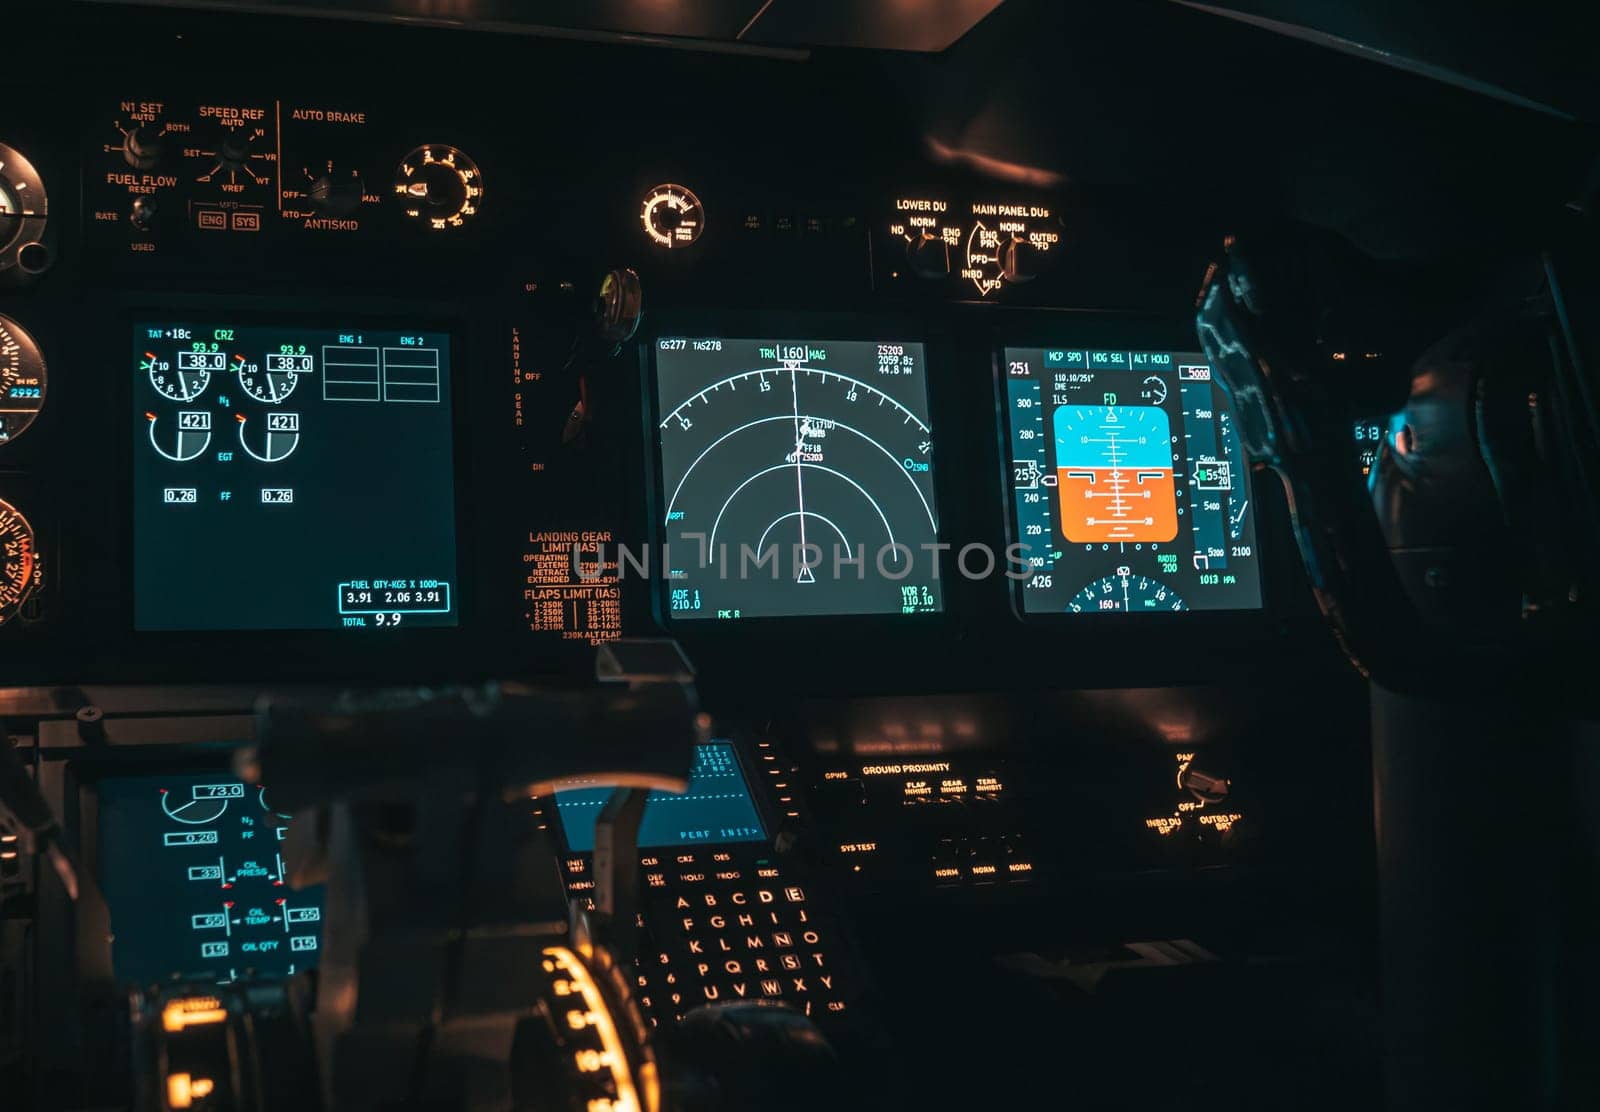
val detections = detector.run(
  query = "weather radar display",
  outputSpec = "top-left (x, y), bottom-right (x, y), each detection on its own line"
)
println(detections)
top-left (1002, 346), bottom-right (1263, 615)
top-left (654, 336), bottom-right (942, 620)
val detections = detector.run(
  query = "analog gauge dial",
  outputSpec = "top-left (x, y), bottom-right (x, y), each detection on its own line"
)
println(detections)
top-left (0, 315), bottom-right (47, 447)
top-left (236, 349), bottom-right (311, 404)
top-left (394, 145), bottom-right (483, 230)
top-left (0, 497), bottom-right (41, 627)
top-left (0, 141), bottom-right (50, 280)
top-left (640, 183), bottom-right (704, 249)
top-left (144, 346), bottom-right (219, 402)
top-left (1139, 374), bottom-right (1168, 405)
top-left (160, 782), bottom-right (242, 825)
top-left (1069, 567), bottom-right (1188, 613)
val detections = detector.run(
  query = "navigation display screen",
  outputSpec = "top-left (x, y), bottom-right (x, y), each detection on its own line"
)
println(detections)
top-left (97, 773), bottom-right (325, 984)
top-left (132, 321), bottom-right (458, 631)
top-left (1002, 346), bottom-right (1263, 614)
top-left (653, 336), bottom-right (942, 620)
top-left (553, 742), bottom-right (767, 851)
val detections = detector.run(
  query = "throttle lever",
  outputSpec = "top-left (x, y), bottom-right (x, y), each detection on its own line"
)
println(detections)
top-left (592, 785), bottom-right (651, 966)
top-left (0, 721), bottom-right (78, 900)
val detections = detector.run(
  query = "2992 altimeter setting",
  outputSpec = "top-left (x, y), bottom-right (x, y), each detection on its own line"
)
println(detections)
top-left (0, 314), bottom-right (47, 446)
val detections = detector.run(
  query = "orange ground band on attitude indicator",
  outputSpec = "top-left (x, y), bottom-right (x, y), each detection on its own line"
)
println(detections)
top-left (1057, 466), bottom-right (1177, 543)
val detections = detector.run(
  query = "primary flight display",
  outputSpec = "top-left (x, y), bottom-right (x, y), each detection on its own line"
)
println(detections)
top-left (653, 336), bottom-right (942, 620)
top-left (1002, 346), bottom-right (1263, 615)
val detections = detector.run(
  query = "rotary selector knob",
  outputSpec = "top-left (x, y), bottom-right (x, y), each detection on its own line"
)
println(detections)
top-left (1000, 235), bottom-right (1041, 283)
top-left (308, 172), bottom-right (363, 216)
top-left (218, 130), bottom-right (257, 170)
top-left (123, 125), bottom-right (166, 170)
top-left (906, 230), bottom-right (952, 278)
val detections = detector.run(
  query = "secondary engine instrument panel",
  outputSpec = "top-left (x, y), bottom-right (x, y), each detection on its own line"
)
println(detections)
top-left (130, 319), bottom-right (458, 632)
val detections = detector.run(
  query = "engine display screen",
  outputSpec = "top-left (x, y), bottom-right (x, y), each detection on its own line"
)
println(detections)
top-left (554, 742), bottom-right (767, 851)
top-left (96, 773), bottom-right (325, 984)
top-left (1002, 346), bottom-right (1263, 614)
top-left (132, 321), bottom-right (458, 631)
top-left (653, 336), bottom-right (942, 620)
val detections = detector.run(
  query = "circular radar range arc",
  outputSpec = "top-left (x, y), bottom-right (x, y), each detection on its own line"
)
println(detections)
top-left (654, 338), bottom-right (943, 620)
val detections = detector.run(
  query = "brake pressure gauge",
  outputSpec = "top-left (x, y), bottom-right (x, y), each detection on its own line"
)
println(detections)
top-left (640, 183), bottom-right (703, 249)
top-left (0, 315), bottom-right (47, 446)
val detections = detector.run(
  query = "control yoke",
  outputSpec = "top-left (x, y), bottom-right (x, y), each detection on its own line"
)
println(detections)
top-left (1195, 225), bottom-right (1597, 696)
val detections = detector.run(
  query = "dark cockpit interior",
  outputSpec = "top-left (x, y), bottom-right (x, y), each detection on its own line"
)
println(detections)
top-left (2, 2), bottom-right (1597, 1109)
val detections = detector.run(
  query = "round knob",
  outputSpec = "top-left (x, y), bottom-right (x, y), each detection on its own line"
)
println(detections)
top-left (308, 173), bottom-right (363, 216)
top-left (122, 125), bottom-right (165, 170)
top-left (1000, 235), bottom-right (1040, 283)
top-left (905, 230), bottom-right (951, 278)
top-left (594, 267), bottom-right (643, 348)
top-left (1178, 762), bottom-right (1230, 804)
top-left (129, 196), bottom-right (157, 232)
top-left (218, 131), bottom-right (256, 169)
top-left (408, 162), bottom-right (467, 214)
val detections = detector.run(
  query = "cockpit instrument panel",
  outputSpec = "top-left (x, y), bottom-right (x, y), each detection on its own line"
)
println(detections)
top-left (96, 773), bottom-right (326, 984)
top-left (878, 193), bottom-right (1062, 299)
top-left (131, 320), bottom-right (458, 632)
top-left (653, 336), bottom-right (942, 621)
top-left (1002, 346), bottom-right (1263, 615)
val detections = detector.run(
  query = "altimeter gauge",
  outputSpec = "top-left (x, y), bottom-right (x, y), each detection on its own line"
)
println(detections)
top-left (0, 315), bottom-right (47, 446)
